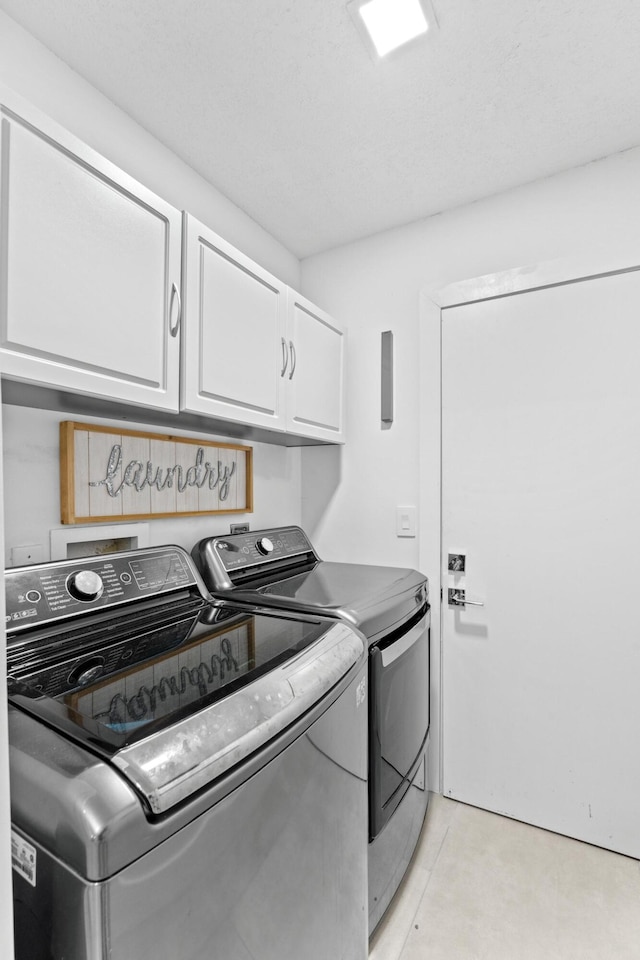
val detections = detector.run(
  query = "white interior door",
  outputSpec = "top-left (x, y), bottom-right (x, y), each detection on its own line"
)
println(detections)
top-left (441, 265), bottom-right (640, 856)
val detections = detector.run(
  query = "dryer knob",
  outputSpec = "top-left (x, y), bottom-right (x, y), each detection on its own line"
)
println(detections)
top-left (256, 537), bottom-right (275, 556)
top-left (67, 569), bottom-right (104, 602)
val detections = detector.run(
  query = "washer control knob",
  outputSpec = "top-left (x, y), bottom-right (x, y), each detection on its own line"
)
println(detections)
top-left (256, 536), bottom-right (274, 556)
top-left (67, 570), bottom-right (104, 602)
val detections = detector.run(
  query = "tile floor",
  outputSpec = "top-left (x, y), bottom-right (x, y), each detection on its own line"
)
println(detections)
top-left (369, 794), bottom-right (640, 960)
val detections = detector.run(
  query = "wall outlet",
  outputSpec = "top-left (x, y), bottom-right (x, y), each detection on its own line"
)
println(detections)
top-left (11, 544), bottom-right (45, 566)
top-left (230, 523), bottom-right (250, 534)
top-left (396, 506), bottom-right (417, 538)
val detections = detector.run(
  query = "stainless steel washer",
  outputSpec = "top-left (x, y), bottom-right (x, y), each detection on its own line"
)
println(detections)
top-left (192, 526), bottom-right (430, 934)
top-left (6, 545), bottom-right (368, 960)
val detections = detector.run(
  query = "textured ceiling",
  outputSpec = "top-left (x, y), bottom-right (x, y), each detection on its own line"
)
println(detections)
top-left (1, 0), bottom-right (640, 258)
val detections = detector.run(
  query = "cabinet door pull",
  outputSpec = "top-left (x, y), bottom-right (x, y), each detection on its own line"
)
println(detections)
top-left (288, 341), bottom-right (297, 380)
top-left (280, 337), bottom-right (289, 377)
top-left (169, 282), bottom-right (181, 338)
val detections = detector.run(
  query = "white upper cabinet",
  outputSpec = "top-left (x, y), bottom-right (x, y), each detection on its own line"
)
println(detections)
top-left (0, 91), bottom-right (346, 443)
top-left (285, 290), bottom-right (346, 443)
top-left (0, 89), bottom-right (182, 412)
top-left (181, 214), bottom-right (288, 431)
top-left (182, 215), bottom-right (346, 443)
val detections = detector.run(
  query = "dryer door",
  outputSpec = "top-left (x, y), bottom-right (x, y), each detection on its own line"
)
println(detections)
top-left (369, 607), bottom-right (430, 839)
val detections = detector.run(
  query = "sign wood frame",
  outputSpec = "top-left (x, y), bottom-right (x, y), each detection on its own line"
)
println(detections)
top-left (60, 421), bottom-right (253, 524)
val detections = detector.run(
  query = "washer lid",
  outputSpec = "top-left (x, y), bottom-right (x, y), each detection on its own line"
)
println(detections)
top-left (111, 619), bottom-right (364, 813)
top-left (8, 614), bottom-right (366, 876)
top-left (9, 596), bottom-right (365, 814)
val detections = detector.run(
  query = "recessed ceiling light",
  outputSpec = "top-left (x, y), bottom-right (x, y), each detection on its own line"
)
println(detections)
top-left (347, 0), bottom-right (436, 59)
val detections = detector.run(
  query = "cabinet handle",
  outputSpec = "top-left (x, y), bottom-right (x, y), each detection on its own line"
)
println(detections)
top-left (169, 282), bottom-right (181, 338)
top-left (288, 341), bottom-right (297, 380)
top-left (280, 337), bottom-right (289, 377)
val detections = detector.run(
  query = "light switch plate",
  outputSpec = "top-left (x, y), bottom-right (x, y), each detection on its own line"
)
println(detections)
top-left (396, 506), bottom-right (417, 538)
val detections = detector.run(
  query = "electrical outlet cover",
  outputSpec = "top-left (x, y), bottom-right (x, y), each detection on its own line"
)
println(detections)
top-left (11, 544), bottom-right (45, 566)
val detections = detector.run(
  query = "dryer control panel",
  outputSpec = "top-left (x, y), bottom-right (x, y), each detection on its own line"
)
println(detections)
top-left (215, 526), bottom-right (313, 570)
top-left (193, 526), bottom-right (318, 589)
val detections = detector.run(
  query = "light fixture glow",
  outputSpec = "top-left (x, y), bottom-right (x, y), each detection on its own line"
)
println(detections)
top-left (358, 0), bottom-right (429, 58)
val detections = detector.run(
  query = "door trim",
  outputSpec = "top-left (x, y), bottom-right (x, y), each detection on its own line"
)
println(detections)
top-left (418, 251), bottom-right (640, 796)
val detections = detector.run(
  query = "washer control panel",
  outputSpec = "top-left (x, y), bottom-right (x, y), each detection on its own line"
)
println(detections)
top-left (5, 546), bottom-right (200, 634)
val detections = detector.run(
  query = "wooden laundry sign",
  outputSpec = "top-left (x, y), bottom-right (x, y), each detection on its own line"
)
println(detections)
top-left (60, 422), bottom-right (253, 524)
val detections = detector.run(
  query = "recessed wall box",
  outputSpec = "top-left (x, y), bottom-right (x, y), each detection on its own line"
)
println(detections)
top-left (381, 331), bottom-right (394, 424)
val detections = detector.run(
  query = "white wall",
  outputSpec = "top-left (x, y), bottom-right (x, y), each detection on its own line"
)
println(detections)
top-left (0, 11), bottom-right (300, 288)
top-left (300, 145), bottom-right (640, 791)
top-left (2, 405), bottom-right (303, 566)
top-left (0, 9), bottom-right (307, 559)
top-left (0, 387), bottom-right (14, 960)
top-left (301, 145), bottom-right (640, 567)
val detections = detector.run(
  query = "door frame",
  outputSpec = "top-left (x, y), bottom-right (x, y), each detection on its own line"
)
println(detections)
top-left (0, 378), bottom-right (15, 959)
top-left (418, 251), bottom-right (640, 797)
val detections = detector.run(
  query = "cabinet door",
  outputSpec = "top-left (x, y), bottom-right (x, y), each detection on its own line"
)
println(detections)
top-left (181, 214), bottom-right (287, 431)
top-left (285, 290), bottom-right (346, 443)
top-left (0, 90), bottom-right (181, 411)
